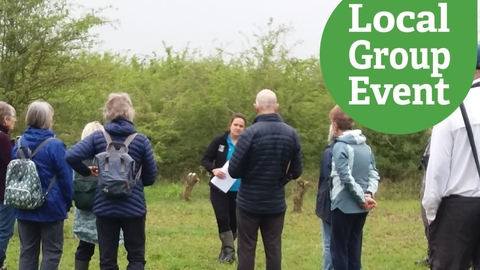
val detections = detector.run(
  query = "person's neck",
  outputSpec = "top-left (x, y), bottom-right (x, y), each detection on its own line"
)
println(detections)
top-left (229, 134), bottom-right (239, 144)
top-left (257, 110), bottom-right (276, 115)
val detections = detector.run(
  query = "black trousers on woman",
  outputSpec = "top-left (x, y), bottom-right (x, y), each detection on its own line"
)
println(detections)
top-left (210, 185), bottom-right (237, 233)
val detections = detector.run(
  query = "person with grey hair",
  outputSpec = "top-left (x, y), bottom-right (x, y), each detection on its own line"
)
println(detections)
top-left (228, 89), bottom-right (303, 270)
top-left (0, 101), bottom-right (17, 270)
top-left (10, 100), bottom-right (74, 270)
top-left (66, 93), bottom-right (158, 270)
top-left (315, 124), bottom-right (335, 270)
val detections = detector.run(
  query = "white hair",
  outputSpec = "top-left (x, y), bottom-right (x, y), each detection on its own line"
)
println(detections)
top-left (103, 92), bottom-right (135, 122)
top-left (0, 101), bottom-right (16, 122)
top-left (255, 89), bottom-right (277, 111)
top-left (328, 124), bottom-right (335, 143)
top-left (81, 121), bottom-right (104, 140)
top-left (26, 100), bottom-right (54, 129)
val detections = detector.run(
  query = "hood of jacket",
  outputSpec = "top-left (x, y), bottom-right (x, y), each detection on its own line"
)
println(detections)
top-left (104, 118), bottom-right (137, 136)
top-left (335, 129), bottom-right (366, 145)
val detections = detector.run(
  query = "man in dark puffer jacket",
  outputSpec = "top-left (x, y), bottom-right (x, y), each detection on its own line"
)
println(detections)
top-left (228, 89), bottom-right (303, 270)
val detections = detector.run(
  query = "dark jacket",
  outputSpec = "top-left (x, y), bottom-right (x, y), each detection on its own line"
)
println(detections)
top-left (420, 136), bottom-right (431, 172)
top-left (315, 144), bottom-right (333, 222)
top-left (65, 118), bottom-right (158, 218)
top-left (0, 125), bottom-right (13, 201)
top-left (11, 127), bottom-right (74, 222)
top-left (228, 113), bottom-right (303, 215)
top-left (202, 132), bottom-right (229, 178)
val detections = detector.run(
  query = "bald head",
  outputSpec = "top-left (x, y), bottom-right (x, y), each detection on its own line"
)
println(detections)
top-left (255, 89), bottom-right (279, 113)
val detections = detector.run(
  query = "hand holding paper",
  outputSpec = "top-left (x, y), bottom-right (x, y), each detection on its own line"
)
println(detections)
top-left (211, 161), bottom-right (237, 193)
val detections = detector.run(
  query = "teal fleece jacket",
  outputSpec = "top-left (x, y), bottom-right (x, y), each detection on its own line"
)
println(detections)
top-left (330, 129), bottom-right (380, 214)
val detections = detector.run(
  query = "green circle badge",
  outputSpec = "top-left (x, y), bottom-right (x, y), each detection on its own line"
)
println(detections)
top-left (320, 0), bottom-right (478, 134)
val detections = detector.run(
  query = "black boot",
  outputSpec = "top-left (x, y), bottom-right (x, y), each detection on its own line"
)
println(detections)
top-left (75, 260), bottom-right (90, 270)
top-left (218, 230), bottom-right (235, 263)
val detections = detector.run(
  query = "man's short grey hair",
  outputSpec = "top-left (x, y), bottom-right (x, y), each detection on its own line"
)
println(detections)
top-left (255, 89), bottom-right (278, 111)
top-left (103, 92), bottom-right (135, 122)
top-left (26, 100), bottom-right (54, 129)
top-left (0, 101), bottom-right (16, 121)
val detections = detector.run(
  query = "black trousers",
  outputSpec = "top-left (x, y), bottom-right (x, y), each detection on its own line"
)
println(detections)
top-left (330, 208), bottom-right (368, 270)
top-left (236, 207), bottom-right (285, 270)
top-left (75, 240), bottom-right (95, 261)
top-left (428, 195), bottom-right (480, 270)
top-left (96, 215), bottom-right (146, 270)
top-left (210, 186), bottom-right (237, 233)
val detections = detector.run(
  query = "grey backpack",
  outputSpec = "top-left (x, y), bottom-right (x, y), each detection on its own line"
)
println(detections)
top-left (5, 137), bottom-right (57, 210)
top-left (95, 130), bottom-right (142, 197)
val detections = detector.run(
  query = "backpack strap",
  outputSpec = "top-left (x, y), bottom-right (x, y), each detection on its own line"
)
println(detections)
top-left (123, 133), bottom-right (138, 148)
top-left (102, 130), bottom-right (113, 148)
top-left (31, 137), bottom-right (56, 158)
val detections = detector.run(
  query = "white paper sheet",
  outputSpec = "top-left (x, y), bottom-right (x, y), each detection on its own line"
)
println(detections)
top-left (210, 161), bottom-right (237, 193)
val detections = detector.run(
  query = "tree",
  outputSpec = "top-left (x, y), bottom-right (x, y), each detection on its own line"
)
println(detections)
top-left (0, 0), bottom-right (108, 109)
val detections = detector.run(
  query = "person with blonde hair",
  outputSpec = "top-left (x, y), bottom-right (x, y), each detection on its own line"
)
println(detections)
top-left (66, 93), bottom-right (158, 270)
top-left (0, 101), bottom-right (17, 270)
top-left (11, 100), bottom-right (74, 270)
top-left (72, 121), bottom-right (124, 270)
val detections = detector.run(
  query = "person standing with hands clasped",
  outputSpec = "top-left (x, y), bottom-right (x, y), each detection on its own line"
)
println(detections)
top-left (328, 105), bottom-right (380, 270)
top-left (202, 113), bottom-right (247, 264)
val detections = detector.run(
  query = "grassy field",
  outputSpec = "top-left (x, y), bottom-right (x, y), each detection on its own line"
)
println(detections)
top-left (3, 178), bottom-right (429, 270)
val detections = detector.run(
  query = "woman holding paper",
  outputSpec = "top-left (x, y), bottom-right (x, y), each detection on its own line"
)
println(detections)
top-left (202, 113), bottom-right (247, 264)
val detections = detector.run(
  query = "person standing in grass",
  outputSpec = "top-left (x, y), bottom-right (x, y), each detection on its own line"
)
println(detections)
top-left (12, 100), bottom-right (74, 270)
top-left (228, 89), bottom-right (303, 270)
top-left (415, 128), bottom-right (432, 267)
top-left (66, 93), bottom-right (158, 270)
top-left (72, 121), bottom-right (125, 270)
top-left (328, 105), bottom-right (379, 270)
top-left (0, 101), bottom-right (17, 270)
top-left (315, 124), bottom-right (335, 270)
top-left (422, 46), bottom-right (480, 270)
top-left (202, 113), bottom-right (247, 264)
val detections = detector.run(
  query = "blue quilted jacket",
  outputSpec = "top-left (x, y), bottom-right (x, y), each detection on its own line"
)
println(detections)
top-left (11, 127), bottom-right (74, 222)
top-left (65, 118), bottom-right (158, 218)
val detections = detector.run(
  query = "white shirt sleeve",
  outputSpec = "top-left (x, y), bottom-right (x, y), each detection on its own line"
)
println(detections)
top-left (422, 119), bottom-right (453, 221)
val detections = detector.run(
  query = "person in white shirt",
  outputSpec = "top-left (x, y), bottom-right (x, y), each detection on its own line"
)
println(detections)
top-left (422, 44), bottom-right (480, 269)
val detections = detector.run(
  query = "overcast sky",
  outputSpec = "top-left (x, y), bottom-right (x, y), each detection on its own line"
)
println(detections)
top-left (73, 0), bottom-right (480, 60)
top-left (74, 0), bottom-right (342, 60)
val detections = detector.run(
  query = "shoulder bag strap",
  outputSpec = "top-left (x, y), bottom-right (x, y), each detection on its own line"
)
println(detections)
top-left (459, 81), bottom-right (480, 179)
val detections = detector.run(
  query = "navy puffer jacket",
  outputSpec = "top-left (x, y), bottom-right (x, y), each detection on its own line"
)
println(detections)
top-left (228, 113), bottom-right (303, 215)
top-left (65, 118), bottom-right (158, 218)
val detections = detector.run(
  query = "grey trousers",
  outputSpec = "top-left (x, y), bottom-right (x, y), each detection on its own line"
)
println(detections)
top-left (18, 219), bottom-right (64, 270)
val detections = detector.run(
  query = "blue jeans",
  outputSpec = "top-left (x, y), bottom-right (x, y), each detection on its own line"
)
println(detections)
top-left (0, 202), bottom-right (15, 266)
top-left (321, 220), bottom-right (333, 270)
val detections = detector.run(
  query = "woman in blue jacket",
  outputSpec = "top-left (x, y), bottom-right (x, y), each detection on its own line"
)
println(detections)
top-left (11, 100), bottom-right (74, 270)
top-left (66, 93), bottom-right (158, 270)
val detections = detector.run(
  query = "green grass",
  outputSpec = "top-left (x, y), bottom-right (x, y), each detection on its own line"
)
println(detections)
top-left (4, 180), bottom-right (429, 270)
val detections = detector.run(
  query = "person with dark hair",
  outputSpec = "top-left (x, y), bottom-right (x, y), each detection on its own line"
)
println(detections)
top-left (202, 113), bottom-right (247, 264)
